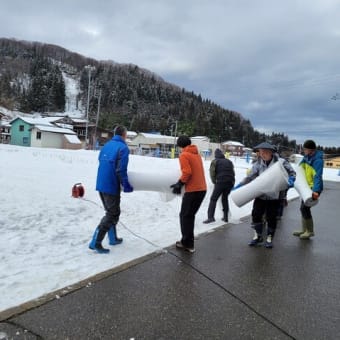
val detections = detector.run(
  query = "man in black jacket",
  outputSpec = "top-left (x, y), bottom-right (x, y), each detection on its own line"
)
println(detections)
top-left (203, 148), bottom-right (235, 223)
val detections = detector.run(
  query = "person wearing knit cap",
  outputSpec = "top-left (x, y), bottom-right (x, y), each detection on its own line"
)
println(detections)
top-left (170, 135), bottom-right (207, 253)
top-left (293, 139), bottom-right (323, 239)
top-left (203, 148), bottom-right (235, 224)
top-left (302, 139), bottom-right (316, 150)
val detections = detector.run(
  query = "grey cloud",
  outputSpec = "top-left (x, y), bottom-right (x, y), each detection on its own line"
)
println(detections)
top-left (1, 0), bottom-right (340, 146)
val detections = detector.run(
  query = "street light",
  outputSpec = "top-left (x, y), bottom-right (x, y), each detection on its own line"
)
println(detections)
top-left (173, 120), bottom-right (178, 150)
top-left (84, 65), bottom-right (95, 148)
top-left (93, 88), bottom-right (102, 150)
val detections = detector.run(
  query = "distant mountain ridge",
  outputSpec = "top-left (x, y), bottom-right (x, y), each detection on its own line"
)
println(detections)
top-left (0, 37), bottom-right (295, 148)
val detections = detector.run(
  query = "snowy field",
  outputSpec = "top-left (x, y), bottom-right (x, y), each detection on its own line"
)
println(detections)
top-left (0, 143), bottom-right (339, 313)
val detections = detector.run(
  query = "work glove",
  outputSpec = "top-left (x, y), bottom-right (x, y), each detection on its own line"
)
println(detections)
top-left (287, 176), bottom-right (295, 188)
top-left (312, 192), bottom-right (319, 200)
top-left (123, 180), bottom-right (134, 193)
top-left (170, 180), bottom-right (184, 195)
top-left (232, 183), bottom-right (243, 191)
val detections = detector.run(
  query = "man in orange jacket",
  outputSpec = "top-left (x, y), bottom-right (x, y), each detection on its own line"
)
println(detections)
top-left (170, 136), bottom-right (207, 253)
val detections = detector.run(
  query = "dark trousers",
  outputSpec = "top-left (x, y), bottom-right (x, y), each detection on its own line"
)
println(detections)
top-left (252, 197), bottom-right (280, 235)
top-left (300, 200), bottom-right (312, 219)
top-left (98, 192), bottom-right (121, 233)
top-left (207, 181), bottom-right (233, 220)
top-left (180, 191), bottom-right (206, 248)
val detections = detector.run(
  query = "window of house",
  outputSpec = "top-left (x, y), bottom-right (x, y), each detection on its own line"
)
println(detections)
top-left (36, 131), bottom-right (41, 140)
top-left (19, 125), bottom-right (24, 131)
top-left (23, 137), bottom-right (28, 144)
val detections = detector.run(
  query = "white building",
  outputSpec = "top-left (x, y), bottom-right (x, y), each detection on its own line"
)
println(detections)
top-left (128, 133), bottom-right (220, 158)
top-left (10, 116), bottom-right (82, 149)
top-left (221, 140), bottom-right (245, 156)
top-left (31, 124), bottom-right (81, 149)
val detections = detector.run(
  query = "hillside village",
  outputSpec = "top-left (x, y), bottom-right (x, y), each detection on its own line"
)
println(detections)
top-left (0, 69), bottom-right (247, 157)
top-left (0, 38), bottom-right (339, 168)
top-left (2, 108), bottom-right (340, 169)
top-left (0, 107), bottom-right (248, 158)
top-left (0, 38), bottom-right (300, 152)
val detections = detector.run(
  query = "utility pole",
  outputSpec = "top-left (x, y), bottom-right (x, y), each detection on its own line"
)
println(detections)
top-left (93, 88), bottom-right (102, 150)
top-left (173, 120), bottom-right (178, 150)
top-left (84, 65), bottom-right (95, 149)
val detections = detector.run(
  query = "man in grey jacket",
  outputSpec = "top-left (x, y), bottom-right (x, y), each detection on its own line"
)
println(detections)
top-left (235, 142), bottom-right (296, 248)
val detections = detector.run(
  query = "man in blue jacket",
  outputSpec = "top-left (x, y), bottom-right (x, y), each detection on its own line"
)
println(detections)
top-left (89, 125), bottom-right (133, 253)
top-left (293, 139), bottom-right (323, 239)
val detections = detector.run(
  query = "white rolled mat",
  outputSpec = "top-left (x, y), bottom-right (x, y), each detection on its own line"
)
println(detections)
top-left (230, 160), bottom-right (289, 208)
top-left (127, 157), bottom-right (181, 202)
top-left (293, 164), bottom-right (318, 207)
top-left (128, 169), bottom-right (181, 193)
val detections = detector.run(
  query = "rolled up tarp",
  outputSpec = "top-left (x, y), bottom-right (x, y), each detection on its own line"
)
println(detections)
top-left (230, 160), bottom-right (289, 208)
top-left (128, 169), bottom-right (181, 193)
top-left (293, 164), bottom-right (318, 207)
top-left (127, 158), bottom-right (181, 201)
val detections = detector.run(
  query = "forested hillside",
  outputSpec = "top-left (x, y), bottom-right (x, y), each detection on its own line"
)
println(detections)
top-left (0, 38), bottom-right (296, 149)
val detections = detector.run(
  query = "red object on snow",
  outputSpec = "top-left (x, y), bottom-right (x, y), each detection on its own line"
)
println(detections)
top-left (72, 183), bottom-right (85, 198)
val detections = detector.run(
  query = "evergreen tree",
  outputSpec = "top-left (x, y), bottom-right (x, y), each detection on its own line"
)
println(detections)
top-left (0, 38), bottom-right (313, 150)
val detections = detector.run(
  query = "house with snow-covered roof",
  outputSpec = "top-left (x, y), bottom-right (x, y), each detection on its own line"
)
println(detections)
top-left (221, 140), bottom-right (245, 156)
top-left (129, 132), bottom-right (220, 158)
top-left (10, 116), bottom-right (82, 149)
top-left (52, 116), bottom-right (98, 146)
top-left (128, 132), bottom-right (177, 156)
top-left (0, 120), bottom-right (11, 144)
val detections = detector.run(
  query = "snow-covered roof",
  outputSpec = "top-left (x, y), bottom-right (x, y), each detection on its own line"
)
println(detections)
top-left (0, 105), bottom-right (18, 118)
top-left (0, 121), bottom-right (11, 127)
top-left (10, 116), bottom-right (83, 136)
top-left (55, 123), bottom-right (74, 129)
top-left (191, 136), bottom-right (209, 141)
top-left (70, 118), bottom-right (87, 123)
top-left (222, 140), bottom-right (244, 147)
top-left (139, 132), bottom-right (173, 139)
top-left (35, 125), bottom-right (76, 134)
top-left (10, 116), bottom-right (53, 126)
top-left (42, 116), bottom-right (64, 123)
top-left (64, 134), bottom-right (81, 144)
top-left (127, 131), bottom-right (137, 137)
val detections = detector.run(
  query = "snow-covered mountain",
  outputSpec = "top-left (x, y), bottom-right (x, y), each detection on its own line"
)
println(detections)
top-left (1, 38), bottom-right (267, 148)
top-left (1, 72), bottom-right (84, 121)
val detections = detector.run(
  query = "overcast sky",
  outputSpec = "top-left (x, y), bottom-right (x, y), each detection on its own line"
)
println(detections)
top-left (1, 0), bottom-right (340, 147)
